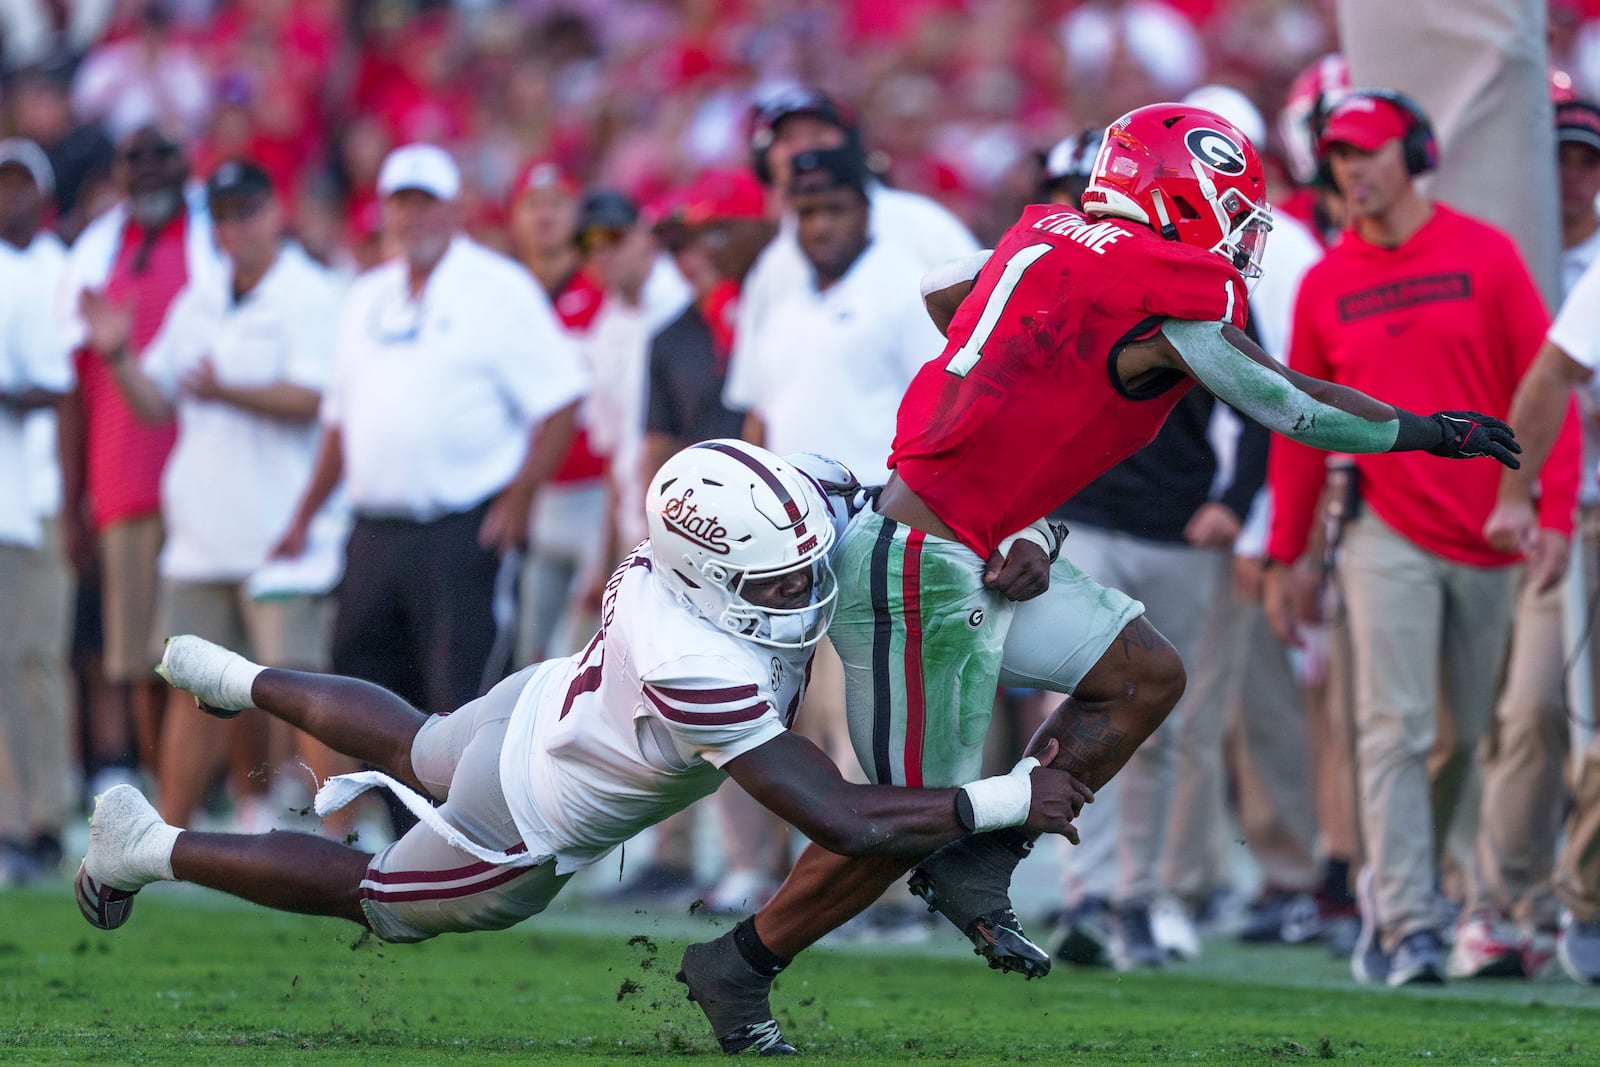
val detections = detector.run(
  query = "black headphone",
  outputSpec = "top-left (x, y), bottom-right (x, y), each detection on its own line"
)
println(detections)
top-left (1315, 87), bottom-right (1438, 187)
top-left (748, 89), bottom-right (863, 185)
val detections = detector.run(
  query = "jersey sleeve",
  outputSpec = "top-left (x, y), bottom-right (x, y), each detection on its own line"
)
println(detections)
top-left (1142, 246), bottom-right (1249, 331)
top-left (640, 656), bottom-right (786, 770)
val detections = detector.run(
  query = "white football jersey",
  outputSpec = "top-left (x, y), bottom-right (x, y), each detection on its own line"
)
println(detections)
top-left (498, 542), bottom-right (817, 874)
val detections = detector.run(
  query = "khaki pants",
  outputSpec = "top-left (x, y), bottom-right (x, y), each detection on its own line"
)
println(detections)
top-left (1473, 507), bottom-right (1600, 925)
top-left (0, 525), bottom-right (75, 841)
top-left (1055, 527), bottom-right (1224, 905)
top-left (1339, 513), bottom-right (1516, 950)
top-left (1175, 583), bottom-right (1319, 897)
top-left (100, 515), bottom-right (164, 684)
top-left (1556, 734), bottom-right (1600, 922)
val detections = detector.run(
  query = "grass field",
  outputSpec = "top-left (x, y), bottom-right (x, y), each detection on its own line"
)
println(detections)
top-left (2, 882), bottom-right (1597, 1064)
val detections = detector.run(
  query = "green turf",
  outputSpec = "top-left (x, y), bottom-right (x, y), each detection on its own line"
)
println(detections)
top-left (2, 884), bottom-right (1596, 1063)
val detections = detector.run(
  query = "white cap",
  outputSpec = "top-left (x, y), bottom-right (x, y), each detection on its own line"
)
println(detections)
top-left (0, 138), bottom-right (54, 195)
top-left (377, 144), bottom-right (460, 201)
top-left (1182, 85), bottom-right (1267, 150)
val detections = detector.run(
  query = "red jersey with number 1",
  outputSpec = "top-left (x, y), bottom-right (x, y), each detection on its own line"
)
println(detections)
top-left (891, 203), bottom-right (1249, 558)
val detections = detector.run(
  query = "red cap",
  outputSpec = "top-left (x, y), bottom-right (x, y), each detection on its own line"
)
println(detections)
top-left (677, 169), bottom-right (768, 226)
top-left (511, 158), bottom-right (579, 204)
top-left (1318, 94), bottom-right (1411, 153)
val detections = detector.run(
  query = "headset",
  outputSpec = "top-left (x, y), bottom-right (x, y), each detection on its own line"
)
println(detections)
top-left (748, 89), bottom-right (863, 185)
top-left (1315, 87), bottom-right (1438, 187)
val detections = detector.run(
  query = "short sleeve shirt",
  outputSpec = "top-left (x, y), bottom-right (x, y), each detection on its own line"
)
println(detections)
top-left (323, 237), bottom-right (589, 518)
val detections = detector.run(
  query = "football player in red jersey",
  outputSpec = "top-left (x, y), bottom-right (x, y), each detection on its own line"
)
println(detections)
top-left (678, 101), bottom-right (1524, 1055)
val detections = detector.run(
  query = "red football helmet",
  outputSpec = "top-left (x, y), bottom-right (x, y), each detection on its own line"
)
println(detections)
top-left (1082, 102), bottom-right (1272, 282)
top-left (1279, 53), bottom-right (1350, 185)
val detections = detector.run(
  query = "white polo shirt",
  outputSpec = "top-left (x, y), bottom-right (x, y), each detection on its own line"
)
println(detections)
top-left (728, 183), bottom-right (978, 406)
top-left (323, 236), bottom-right (589, 520)
top-left (138, 243), bottom-right (343, 581)
top-left (19, 233), bottom-right (68, 524)
top-left (723, 239), bottom-right (944, 484)
top-left (0, 240), bottom-right (71, 549)
top-left (1552, 255), bottom-right (1600, 374)
top-left (583, 255), bottom-right (692, 548)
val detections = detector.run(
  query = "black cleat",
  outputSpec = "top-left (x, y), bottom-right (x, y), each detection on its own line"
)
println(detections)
top-left (963, 906), bottom-right (1053, 979)
top-left (908, 844), bottom-right (1051, 980)
top-left (677, 932), bottom-right (797, 1056)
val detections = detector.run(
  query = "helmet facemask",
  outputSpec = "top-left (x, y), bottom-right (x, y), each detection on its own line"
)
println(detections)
top-left (1210, 183), bottom-right (1272, 287)
top-left (696, 529), bottom-right (838, 649)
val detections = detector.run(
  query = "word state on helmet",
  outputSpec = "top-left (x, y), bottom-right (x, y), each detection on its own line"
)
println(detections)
top-left (646, 441), bottom-right (842, 649)
top-left (1082, 102), bottom-right (1273, 283)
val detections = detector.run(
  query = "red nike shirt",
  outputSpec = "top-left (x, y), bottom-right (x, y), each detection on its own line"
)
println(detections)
top-left (1267, 203), bottom-right (1579, 567)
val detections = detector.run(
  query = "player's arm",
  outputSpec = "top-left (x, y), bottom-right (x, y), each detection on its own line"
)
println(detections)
top-left (723, 731), bottom-right (1089, 857)
top-left (1484, 338), bottom-right (1592, 557)
top-left (1146, 319), bottom-right (1522, 467)
top-left (920, 250), bottom-right (992, 337)
top-left (1498, 338), bottom-right (1591, 496)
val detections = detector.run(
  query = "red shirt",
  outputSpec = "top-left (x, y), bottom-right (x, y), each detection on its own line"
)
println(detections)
top-left (549, 267), bottom-right (608, 485)
top-left (1267, 204), bottom-right (1579, 567)
top-left (892, 204), bottom-right (1248, 558)
top-left (74, 215), bottom-right (192, 529)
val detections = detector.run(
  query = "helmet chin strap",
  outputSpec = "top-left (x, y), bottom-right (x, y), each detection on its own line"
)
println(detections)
top-left (1150, 189), bottom-right (1180, 241)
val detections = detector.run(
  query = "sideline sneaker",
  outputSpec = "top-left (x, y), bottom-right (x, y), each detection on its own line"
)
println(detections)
top-left (1050, 895), bottom-right (1113, 967)
top-left (1350, 866), bottom-right (1390, 985)
top-left (156, 635), bottom-right (263, 718)
top-left (908, 834), bottom-right (1050, 979)
top-left (1110, 901), bottom-right (1166, 971)
top-left (1240, 890), bottom-right (1323, 945)
top-left (1387, 930), bottom-right (1447, 987)
top-left (1558, 914), bottom-right (1600, 985)
top-left (75, 786), bottom-right (180, 931)
top-left (1519, 924), bottom-right (1558, 979)
top-left (676, 932), bottom-right (795, 1056)
top-left (1447, 912), bottom-right (1524, 979)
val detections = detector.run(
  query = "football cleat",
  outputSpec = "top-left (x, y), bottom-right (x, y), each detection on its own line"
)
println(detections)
top-left (960, 906), bottom-right (1053, 979)
top-left (908, 837), bottom-right (1051, 980)
top-left (677, 932), bottom-right (795, 1056)
top-left (156, 635), bottom-right (262, 718)
top-left (75, 785), bottom-right (178, 931)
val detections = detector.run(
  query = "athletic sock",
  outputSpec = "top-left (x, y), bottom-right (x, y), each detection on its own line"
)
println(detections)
top-left (732, 917), bottom-right (790, 978)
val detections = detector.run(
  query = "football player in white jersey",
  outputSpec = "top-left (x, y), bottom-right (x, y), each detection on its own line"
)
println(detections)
top-left (72, 440), bottom-right (1091, 1056)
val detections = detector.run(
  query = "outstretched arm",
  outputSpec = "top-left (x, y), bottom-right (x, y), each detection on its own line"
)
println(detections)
top-left (723, 732), bottom-right (1088, 858)
top-left (1156, 319), bottom-right (1521, 467)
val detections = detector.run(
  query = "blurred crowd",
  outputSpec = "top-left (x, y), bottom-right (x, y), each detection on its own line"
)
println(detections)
top-left (4, 0), bottom-right (1600, 993)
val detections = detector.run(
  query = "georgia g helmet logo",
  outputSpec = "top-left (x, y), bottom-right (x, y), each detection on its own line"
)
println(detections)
top-left (1183, 127), bottom-right (1247, 175)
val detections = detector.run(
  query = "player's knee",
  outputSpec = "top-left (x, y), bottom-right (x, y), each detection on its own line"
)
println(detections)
top-left (1135, 641), bottom-right (1186, 725)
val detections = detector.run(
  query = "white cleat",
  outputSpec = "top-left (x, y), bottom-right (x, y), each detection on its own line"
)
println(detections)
top-left (75, 785), bottom-right (180, 931)
top-left (156, 635), bottom-right (263, 718)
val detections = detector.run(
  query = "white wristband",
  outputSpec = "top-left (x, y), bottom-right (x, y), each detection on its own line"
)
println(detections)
top-left (996, 520), bottom-right (1058, 562)
top-left (958, 755), bottom-right (1039, 832)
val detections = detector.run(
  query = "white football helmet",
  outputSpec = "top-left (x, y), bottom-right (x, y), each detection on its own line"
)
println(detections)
top-left (646, 440), bottom-right (838, 649)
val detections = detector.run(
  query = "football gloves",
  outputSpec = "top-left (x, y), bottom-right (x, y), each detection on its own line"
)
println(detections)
top-left (1425, 411), bottom-right (1521, 469)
